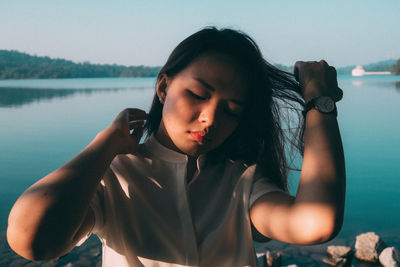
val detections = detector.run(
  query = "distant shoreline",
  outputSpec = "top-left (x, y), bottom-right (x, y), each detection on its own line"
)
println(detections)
top-left (0, 76), bottom-right (158, 81)
top-left (0, 50), bottom-right (161, 80)
top-left (1, 50), bottom-right (398, 80)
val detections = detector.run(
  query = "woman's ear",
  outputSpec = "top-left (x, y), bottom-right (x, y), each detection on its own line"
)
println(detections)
top-left (156, 74), bottom-right (169, 104)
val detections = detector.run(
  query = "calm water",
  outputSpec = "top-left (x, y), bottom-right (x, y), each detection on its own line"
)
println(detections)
top-left (1, 76), bottom-right (400, 254)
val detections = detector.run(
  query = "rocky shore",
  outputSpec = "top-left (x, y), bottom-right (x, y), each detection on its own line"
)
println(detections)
top-left (255, 232), bottom-right (400, 267)
top-left (0, 232), bottom-right (101, 267)
top-left (1, 231), bottom-right (399, 266)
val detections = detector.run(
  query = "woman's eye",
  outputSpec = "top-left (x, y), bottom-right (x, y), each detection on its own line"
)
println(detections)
top-left (187, 90), bottom-right (207, 100)
top-left (225, 103), bottom-right (243, 117)
top-left (224, 107), bottom-right (242, 117)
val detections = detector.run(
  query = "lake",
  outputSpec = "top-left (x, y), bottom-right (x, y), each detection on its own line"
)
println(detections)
top-left (1, 75), bottom-right (400, 265)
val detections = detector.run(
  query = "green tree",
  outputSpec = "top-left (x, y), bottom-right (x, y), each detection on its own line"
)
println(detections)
top-left (392, 59), bottom-right (400, 75)
top-left (0, 50), bottom-right (161, 79)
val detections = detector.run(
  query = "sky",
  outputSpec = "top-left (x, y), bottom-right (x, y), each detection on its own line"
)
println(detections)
top-left (0, 0), bottom-right (399, 67)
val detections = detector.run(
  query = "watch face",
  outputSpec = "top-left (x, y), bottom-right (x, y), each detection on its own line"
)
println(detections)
top-left (316, 96), bottom-right (335, 112)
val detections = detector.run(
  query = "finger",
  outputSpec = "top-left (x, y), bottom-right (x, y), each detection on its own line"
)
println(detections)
top-left (129, 119), bottom-right (146, 123)
top-left (129, 120), bottom-right (145, 130)
top-left (125, 107), bottom-right (146, 113)
top-left (117, 108), bottom-right (146, 120)
top-left (293, 67), bottom-right (299, 82)
top-left (336, 88), bottom-right (343, 102)
top-left (131, 126), bottom-right (144, 140)
top-left (129, 124), bottom-right (144, 135)
top-left (129, 113), bottom-right (148, 120)
top-left (127, 109), bottom-right (148, 120)
top-left (319, 59), bottom-right (329, 66)
top-left (294, 61), bottom-right (304, 82)
top-left (126, 108), bottom-right (147, 116)
top-left (331, 88), bottom-right (343, 102)
top-left (328, 66), bottom-right (337, 75)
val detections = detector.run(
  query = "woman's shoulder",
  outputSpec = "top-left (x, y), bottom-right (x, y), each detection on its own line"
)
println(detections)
top-left (207, 155), bottom-right (258, 179)
top-left (109, 143), bottom-right (151, 169)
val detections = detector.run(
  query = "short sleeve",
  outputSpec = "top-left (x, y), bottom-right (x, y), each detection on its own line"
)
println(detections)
top-left (249, 177), bottom-right (284, 208)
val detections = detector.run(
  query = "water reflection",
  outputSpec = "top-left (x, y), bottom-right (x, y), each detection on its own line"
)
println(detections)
top-left (351, 78), bottom-right (400, 93)
top-left (0, 87), bottom-right (148, 108)
top-left (351, 81), bottom-right (363, 87)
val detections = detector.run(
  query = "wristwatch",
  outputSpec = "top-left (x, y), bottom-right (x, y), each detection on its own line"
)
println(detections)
top-left (303, 96), bottom-right (337, 116)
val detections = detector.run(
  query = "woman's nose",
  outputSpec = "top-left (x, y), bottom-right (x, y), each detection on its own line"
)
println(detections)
top-left (199, 103), bottom-right (218, 128)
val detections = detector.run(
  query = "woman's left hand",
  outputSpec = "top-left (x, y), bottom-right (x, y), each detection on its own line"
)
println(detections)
top-left (294, 60), bottom-right (343, 103)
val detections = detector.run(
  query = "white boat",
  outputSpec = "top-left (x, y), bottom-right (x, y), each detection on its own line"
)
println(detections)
top-left (352, 65), bottom-right (391, 76)
top-left (352, 65), bottom-right (365, 76)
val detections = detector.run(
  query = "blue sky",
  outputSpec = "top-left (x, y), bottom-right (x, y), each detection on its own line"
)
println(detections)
top-left (0, 0), bottom-right (399, 67)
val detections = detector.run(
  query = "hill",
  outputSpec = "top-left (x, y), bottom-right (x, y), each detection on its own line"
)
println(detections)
top-left (273, 59), bottom-right (398, 75)
top-left (0, 50), bottom-right (161, 79)
top-left (1, 50), bottom-right (398, 79)
top-left (392, 59), bottom-right (400, 75)
top-left (336, 59), bottom-right (397, 75)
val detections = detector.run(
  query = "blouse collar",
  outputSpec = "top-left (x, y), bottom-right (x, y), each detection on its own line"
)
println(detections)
top-left (143, 134), bottom-right (188, 163)
top-left (143, 135), bottom-right (212, 170)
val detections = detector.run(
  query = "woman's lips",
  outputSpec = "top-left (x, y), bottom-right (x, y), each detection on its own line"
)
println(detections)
top-left (190, 131), bottom-right (206, 143)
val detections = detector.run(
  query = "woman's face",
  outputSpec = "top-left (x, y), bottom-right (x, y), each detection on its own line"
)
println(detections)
top-left (155, 52), bottom-right (248, 157)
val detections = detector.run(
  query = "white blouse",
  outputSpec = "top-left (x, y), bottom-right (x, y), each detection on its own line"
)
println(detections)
top-left (84, 136), bottom-right (283, 267)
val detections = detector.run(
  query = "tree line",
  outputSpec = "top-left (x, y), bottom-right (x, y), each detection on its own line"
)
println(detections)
top-left (1, 50), bottom-right (399, 79)
top-left (392, 59), bottom-right (400, 75)
top-left (0, 50), bottom-right (161, 79)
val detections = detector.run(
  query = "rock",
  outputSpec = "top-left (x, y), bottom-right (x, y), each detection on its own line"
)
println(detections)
top-left (8, 259), bottom-right (30, 267)
top-left (265, 250), bottom-right (281, 267)
top-left (41, 260), bottom-right (58, 267)
top-left (327, 245), bottom-right (352, 258)
top-left (322, 257), bottom-right (347, 266)
top-left (310, 253), bottom-right (324, 261)
top-left (379, 247), bottom-right (400, 267)
top-left (355, 232), bottom-right (386, 262)
top-left (299, 249), bottom-right (309, 257)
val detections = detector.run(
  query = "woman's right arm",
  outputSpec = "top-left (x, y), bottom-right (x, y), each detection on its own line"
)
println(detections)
top-left (7, 108), bottom-right (147, 261)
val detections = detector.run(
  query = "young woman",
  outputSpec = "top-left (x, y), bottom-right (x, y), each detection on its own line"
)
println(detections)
top-left (7, 27), bottom-right (345, 266)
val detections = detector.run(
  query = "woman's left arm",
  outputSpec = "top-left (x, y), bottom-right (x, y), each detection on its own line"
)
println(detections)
top-left (250, 60), bottom-right (345, 245)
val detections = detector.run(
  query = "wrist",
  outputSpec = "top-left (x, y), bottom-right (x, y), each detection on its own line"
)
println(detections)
top-left (302, 80), bottom-right (331, 104)
top-left (303, 96), bottom-right (337, 117)
top-left (89, 128), bottom-right (120, 158)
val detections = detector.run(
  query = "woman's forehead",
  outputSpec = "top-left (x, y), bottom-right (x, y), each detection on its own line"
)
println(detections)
top-left (179, 53), bottom-right (248, 97)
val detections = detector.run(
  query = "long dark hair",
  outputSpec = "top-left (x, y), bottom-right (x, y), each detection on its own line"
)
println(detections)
top-left (145, 27), bottom-right (305, 191)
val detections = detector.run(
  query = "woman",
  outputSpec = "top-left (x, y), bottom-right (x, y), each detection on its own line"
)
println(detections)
top-left (7, 27), bottom-right (345, 266)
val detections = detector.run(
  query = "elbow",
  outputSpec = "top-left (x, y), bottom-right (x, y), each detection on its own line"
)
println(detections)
top-left (7, 208), bottom-right (36, 260)
top-left (7, 225), bottom-right (68, 261)
top-left (305, 222), bottom-right (342, 245)
top-left (7, 199), bottom-right (74, 261)
top-left (321, 216), bottom-right (343, 243)
top-left (7, 224), bottom-right (40, 261)
top-left (7, 220), bottom-right (69, 261)
top-left (292, 206), bottom-right (344, 245)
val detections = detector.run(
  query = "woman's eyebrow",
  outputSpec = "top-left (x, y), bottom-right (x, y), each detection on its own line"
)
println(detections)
top-left (193, 77), bottom-right (245, 106)
top-left (231, 99), bottom-right (245, 106)
top-left (193, 77), bottom-right (215, 91)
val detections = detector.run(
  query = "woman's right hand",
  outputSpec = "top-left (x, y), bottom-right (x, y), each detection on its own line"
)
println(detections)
top-left (103, 108), bottom-right (148, 155)
top-left (7, 107), bottom-right (147, 261)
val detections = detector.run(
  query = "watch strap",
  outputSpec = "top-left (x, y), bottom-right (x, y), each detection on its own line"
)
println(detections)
top-left (303, 97), bottom-right (337, 117)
